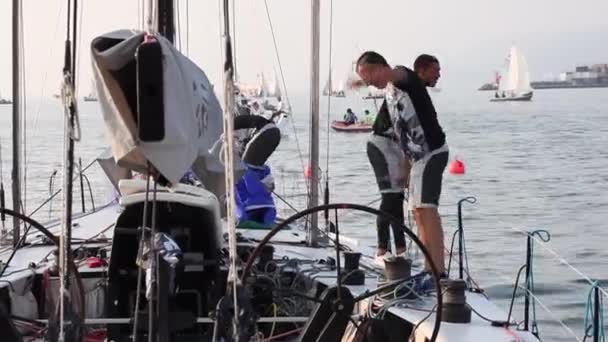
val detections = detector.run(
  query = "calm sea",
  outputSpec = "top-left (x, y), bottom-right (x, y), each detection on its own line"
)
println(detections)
top-left (1, 86), bottom-right (607, 341)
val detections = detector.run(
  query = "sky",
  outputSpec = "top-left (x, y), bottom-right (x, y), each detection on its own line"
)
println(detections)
top-left (0, 0), bottom-right (607, 99)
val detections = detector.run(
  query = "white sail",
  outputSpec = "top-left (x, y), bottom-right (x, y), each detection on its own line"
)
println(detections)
top-left (515, 47), bottom-right (531, 92)
top-left (91, 30), bottom-right (224, 184)
top-left (498, 45), bottom-right (531, 94)
top-left (258, 72), bottom-right (270, 97)
top-left (265, 72), bottom-right (282, 98)
top-left (272, 73), bottom-right (281, 98)
top-left (322, 72), bottom-right (332, 96)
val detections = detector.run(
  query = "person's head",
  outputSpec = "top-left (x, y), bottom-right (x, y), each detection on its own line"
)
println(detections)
top-left (364, 110), bottom-right (370, 115)
top-left (252, 102), bottom-right (260, 109)
top-left (347, 108), bottom-right (353, 113)
top-left (355, 51), bottom-right (392, 89)
top-left (414, 54), bottom-right (441, 87)
top-left (277, 96), bottom-right (282, 102)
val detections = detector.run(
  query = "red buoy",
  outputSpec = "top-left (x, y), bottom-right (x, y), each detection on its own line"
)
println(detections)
top-left (448, 159), bottom-right (465, 175)
top-left (304, 164), bottom-right (312, 179)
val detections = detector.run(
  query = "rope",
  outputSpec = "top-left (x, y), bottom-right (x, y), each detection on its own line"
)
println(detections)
top-left (503, 326), bottom-right (522, 342)
top-left (496, 218), bottom-right (608, 299)
top-left (584, 282), bottom-right (606, 342)
top-left (75, 0), bottom-right (84, 100)
top-left (175, 0), bottom-right (181, 51)
top-left (221, 0), bottom-right (240, 336)
top-left (262, 0), bottom-right (309, 196)
top-left (19, 0), bottom-right (27, 213)
top-left (148, 180), bottom-right (159, 342)
top-left (324, 0), bottom-right (334, 176)
top-left (268, 303), bottom-right (278, 339)
top-left (231, 0), bottom-right (237, 80)
top-left (0, 139), bottom-right (4, 185)
top-left (146, 0), bottom-right (155, 33)
top-left (131, 172), bottom-right (151, 341)
top-left (137, 0), bottom-right (142, 30)
top-left (217, 0), bottom-right (225, 85)
top-left (488, 268), bottom-right (584, 342)
top-left (24, 1), bottom-right (63, 182)
top-left (185, 0), bottom-right (190, 56)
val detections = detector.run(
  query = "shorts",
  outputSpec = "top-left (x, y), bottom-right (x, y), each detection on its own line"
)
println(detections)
top-left (408, 144), bottom-right (449, 210)
top-left (242, 123), bottom-right (281, 166)
top-left (367, 134), bottom-right (409, 194)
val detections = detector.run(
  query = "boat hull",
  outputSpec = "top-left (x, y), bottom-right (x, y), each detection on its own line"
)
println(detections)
top-left (490, 91), bottom-right (533, 102)
top-left (330, 120), bottom-right (373, 133)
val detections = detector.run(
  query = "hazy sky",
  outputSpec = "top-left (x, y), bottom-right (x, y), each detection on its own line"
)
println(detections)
top-left (1, 0), bottom-right (607, 98)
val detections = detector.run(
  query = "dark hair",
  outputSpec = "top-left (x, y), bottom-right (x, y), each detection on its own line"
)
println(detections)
top-left (347, 108), bottom-right (353, 112)
top-left (356, 51), bottom-right (389, 67)
top-left (414, 54), bottom-right (439, 71)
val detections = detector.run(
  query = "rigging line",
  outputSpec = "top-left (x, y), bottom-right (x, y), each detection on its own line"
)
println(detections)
top-left (59, 0), bottom-right (73, 334)
top-left (19, 0), bottom-right (27, 213)
top-left (175, 0), bottom-right (181, 51)
top-left (221, 0), bottom-right (240, 336)
top-left (75, 0), bottom-right (84, 95)
top-left (231, 0), bottom-right (237, 80)
top-left (489, 269), bottom-right (583, 342)
top-left (186, 0), bottom-right (190, 56)
top-left (148, 179), bottom-right (159, 342)
top-left (24, 1), bottom-right (64, 178)
top-left (26, 157), bottom-right (96, 219)
top-left (324, 0), bottom-right (334, 175)
top-left (217, 0), bottom-right (225, 88)
top-left (262, 0), bottom-right (309, 196)
top-left (146, 0), bottom-right (155, 33)
top-left (494, 217), bottom-right (608, 299)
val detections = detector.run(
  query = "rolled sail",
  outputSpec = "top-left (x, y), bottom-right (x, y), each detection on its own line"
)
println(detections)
top-left (90, 30), bottom-right (223, 185)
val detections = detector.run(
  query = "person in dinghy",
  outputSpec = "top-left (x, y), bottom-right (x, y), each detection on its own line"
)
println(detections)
top-left (343, 108), bottom-right (358, 125)
top-left (232, 114), bottom-right (281, 227)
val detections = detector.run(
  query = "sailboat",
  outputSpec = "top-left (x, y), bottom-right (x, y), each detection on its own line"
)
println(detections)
top-left (362, 85), bottom-right (384, 99)
top-left (83, 79), bottom-right (98, 102)
top-left (490, 45), bottom-right (533, 101)
top-left (0, 90), bottom-right (12, 105)
top-left (1, 1), bottom-right (599, 341)
top-left (322, 69), bottom-right (346, 97)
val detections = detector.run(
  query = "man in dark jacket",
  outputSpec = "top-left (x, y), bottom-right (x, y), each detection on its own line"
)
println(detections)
top-left (353, 51), bottom-right (449, 281)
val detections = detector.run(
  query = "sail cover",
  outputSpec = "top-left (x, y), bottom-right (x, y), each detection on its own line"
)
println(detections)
top-left (90, 30), bottom-right (223, 185)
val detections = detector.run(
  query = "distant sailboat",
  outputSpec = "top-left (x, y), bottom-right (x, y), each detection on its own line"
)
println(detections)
top-left (0, 90), bottom-right (11, 105)
top-left (267, 72), bottom-right (282, 98)
top-left (491, 45), bottom-right (533, 101)
top-left (362, 85), bottom-right (383, 99)
top-left (322, 69), bottom-right (346, 97)
top-left (83, 78), bottom-right (98, 102)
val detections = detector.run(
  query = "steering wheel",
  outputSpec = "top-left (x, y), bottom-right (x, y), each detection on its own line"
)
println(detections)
top-left (0, 208), bottom-right (86, 341)
top-left (240, 203), bottom-right (443, 342)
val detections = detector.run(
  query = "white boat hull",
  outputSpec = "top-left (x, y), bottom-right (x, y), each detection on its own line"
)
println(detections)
top-left (490, 91), bottom-right (533, 102)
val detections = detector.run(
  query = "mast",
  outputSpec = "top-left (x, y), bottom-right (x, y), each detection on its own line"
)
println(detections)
top-left (157, 0), bottom-right (175, 43)
top-left (11, 0), bottom-right (21, 246)
top-left (307, 0), bottom-right (321, 246)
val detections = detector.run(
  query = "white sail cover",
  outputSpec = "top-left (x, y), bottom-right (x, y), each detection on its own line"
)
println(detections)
top-left (90, 30), bottom-right (223, 185)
